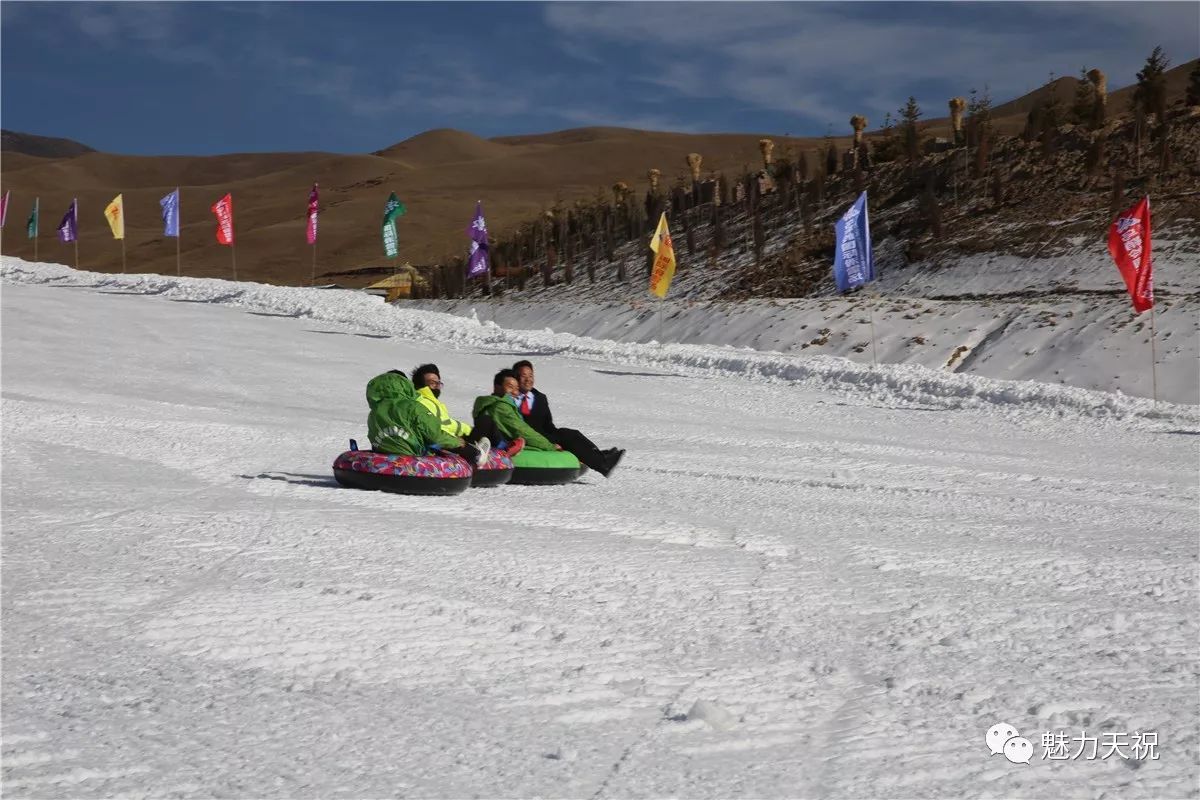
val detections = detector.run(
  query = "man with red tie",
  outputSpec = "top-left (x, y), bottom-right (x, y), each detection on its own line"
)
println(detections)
top-left (512, 360), bottom-right (624, 477)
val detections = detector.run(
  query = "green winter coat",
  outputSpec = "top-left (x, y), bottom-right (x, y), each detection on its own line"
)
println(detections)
top-left (367, 372), bottom-right (461, 456)
top-left (472, 394), bottom-right (556, 451)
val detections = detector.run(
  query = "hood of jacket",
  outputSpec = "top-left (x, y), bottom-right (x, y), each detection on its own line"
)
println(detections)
top-left (367, 372), bottom-right (416, 410)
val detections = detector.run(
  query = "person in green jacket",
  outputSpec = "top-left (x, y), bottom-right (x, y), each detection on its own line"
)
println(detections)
top-left (367, 371), bottom-right (488, 464)
top-left (472, 369), bottom-right (558, 452)
top-left (411, 363), bottom-right (472, 438)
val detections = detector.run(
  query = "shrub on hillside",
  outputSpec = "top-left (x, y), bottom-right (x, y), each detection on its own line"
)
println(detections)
top-left (1133, 46), bottom-right (1170, 125)
top-left (1069, 68), bottom-right (1095, 126)
top-left (874, 113), bottom-right (902, 163)
top-left (900, 96), bottom-right (923, 163)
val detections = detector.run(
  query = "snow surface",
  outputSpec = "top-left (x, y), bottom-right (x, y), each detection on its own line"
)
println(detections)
top-left (2, 257), bottom-right (1198, 798)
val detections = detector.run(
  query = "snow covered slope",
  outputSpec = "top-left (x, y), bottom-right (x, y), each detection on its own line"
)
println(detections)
top-left (412, 218), bottom-right (1200, 406)
top-left (2, 259), bottom-right (1198, 798)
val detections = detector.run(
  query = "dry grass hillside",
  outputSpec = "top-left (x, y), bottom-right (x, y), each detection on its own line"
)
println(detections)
top-left (1, 58), bottom-right (1195, 287)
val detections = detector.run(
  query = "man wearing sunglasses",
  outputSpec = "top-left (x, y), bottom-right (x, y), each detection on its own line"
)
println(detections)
top-left (412, 363), bottom-right (473, 438)
top-left (412, 363), bottom-right (520, 457)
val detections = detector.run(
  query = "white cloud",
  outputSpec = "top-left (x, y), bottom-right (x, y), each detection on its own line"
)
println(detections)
top-left (65, 2), bottom-right (226, 70)
top-left (273, 47), bottom-right (538, 123)
top-left (554, 106), bottom-right (707, 133)
top-left (543, 1), bottom-right (1199, 131)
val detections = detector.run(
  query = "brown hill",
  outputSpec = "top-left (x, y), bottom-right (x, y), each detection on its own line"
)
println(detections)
top-left (878, 59), bottom-right (1197, 139)
top-left (0, 59), bottom-right (1194, 287)
top-left (0, 128), bottom-right (822, 286)
top-left (373, 128), bottom-right (524, 167)
top-left (1, 130), bottom-right (95, 159)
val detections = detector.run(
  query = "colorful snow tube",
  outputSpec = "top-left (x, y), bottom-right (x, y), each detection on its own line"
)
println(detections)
top-left (471, 449), bottom-right (515, 488)
top-left (508, 449), bottom-right (588, 485)
top-left (332, 450), bottom-right (473, 495)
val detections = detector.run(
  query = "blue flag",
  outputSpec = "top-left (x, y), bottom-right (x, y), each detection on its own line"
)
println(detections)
top-left (160, 189), bottom-right (180, 237)
top-left (833, 191), bottom-right (873, 293)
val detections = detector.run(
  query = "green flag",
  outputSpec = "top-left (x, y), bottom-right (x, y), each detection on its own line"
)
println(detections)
top-left (26, 197), bottom-right (38, 238)
top-left (382, 192), bottom-right (406, 258)
top-left (383, 192), bottom-right (407, 224)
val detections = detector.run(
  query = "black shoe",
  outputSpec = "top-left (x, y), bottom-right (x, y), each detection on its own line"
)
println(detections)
top-left (601, 449), bottom-right (625, 478)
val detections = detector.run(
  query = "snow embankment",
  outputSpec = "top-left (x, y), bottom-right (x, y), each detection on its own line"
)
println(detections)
top-left (415, 290), bottom-right (1198, 407)
top-left (3, 256), bottom-right (1195, 427)
top-left (442, 218), bottom-right (1199, 406)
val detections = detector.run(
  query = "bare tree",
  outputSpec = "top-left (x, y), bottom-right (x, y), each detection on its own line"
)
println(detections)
top-left (948, 97), bottom-right (966, 146)
top-left (1087, 68), bottom-right (1107, 129)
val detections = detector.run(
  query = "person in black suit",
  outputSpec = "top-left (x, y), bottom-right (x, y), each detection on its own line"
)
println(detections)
top-left (513, 360), bottom-right (624, 477)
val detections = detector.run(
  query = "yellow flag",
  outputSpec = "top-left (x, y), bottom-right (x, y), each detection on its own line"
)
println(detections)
top-left (648, 212), bottom-right (676, 298)
top-left (104, 194), bottom-right (125, 240)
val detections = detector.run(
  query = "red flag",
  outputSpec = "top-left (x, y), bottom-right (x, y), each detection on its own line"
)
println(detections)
top-left (306, 183), bottom-right (319, 245)
top-left (211, 193), bottom-right (234, 246)
top-left (1107, 196), bottom-right (1153, 313)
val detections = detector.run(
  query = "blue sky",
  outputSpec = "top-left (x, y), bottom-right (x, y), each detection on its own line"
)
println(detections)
top-left (2, 1), bottom-right (1196, 156)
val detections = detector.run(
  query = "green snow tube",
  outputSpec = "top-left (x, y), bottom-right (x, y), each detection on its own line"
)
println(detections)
top-left (508, 449), bottom-right (588, 485)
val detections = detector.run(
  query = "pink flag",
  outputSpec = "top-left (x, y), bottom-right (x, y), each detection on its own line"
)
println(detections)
top-left (306, 183), bottom-right (319, 245)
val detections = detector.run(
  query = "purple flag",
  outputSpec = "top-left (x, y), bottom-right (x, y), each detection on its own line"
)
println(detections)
top-left (466, 200), bottom-right (489, 278)
top-left (57, 199), bottom-right (77, 243)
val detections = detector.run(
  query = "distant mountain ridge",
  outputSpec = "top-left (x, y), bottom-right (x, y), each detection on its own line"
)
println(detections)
top-left (2, 130), bottom-right (95, 159)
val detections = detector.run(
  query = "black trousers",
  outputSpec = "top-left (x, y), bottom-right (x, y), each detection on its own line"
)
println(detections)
top-left (442, 417), bottom-right (502, 464)
top-left (552, 428), bottom-right (608, 474)
top-left (446, 443), bottom-right (480, 463)
top-left (469, 415), bottom-right (502, 446)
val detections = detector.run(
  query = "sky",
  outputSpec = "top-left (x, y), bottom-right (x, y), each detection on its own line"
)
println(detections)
top-left (1, 1), bottom-right (1196, 156)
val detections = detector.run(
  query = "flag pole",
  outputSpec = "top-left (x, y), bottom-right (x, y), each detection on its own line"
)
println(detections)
top-left (232, 244), bottom-right (237, 281)
top-left (311, 241), bottom-right (316, 286)
top-left (1149, 307), bottom-right (1158, 404)
top-left (1135, 118), bottom-right (1141, 174)
top-left (658, 297), bottom-right (664, 344)
top-left (33, 197), bottom-right (39, 262)
top-left (867, 292), bottom-right (879, 367)
top-left (73, 198), bottom-right (79, 269)
top-left (1, 191), bottom-right (9, 256)
top-left (121, 237), bottom-right (126, 273)
top-left (176, 187), bottom-right (182, 276)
